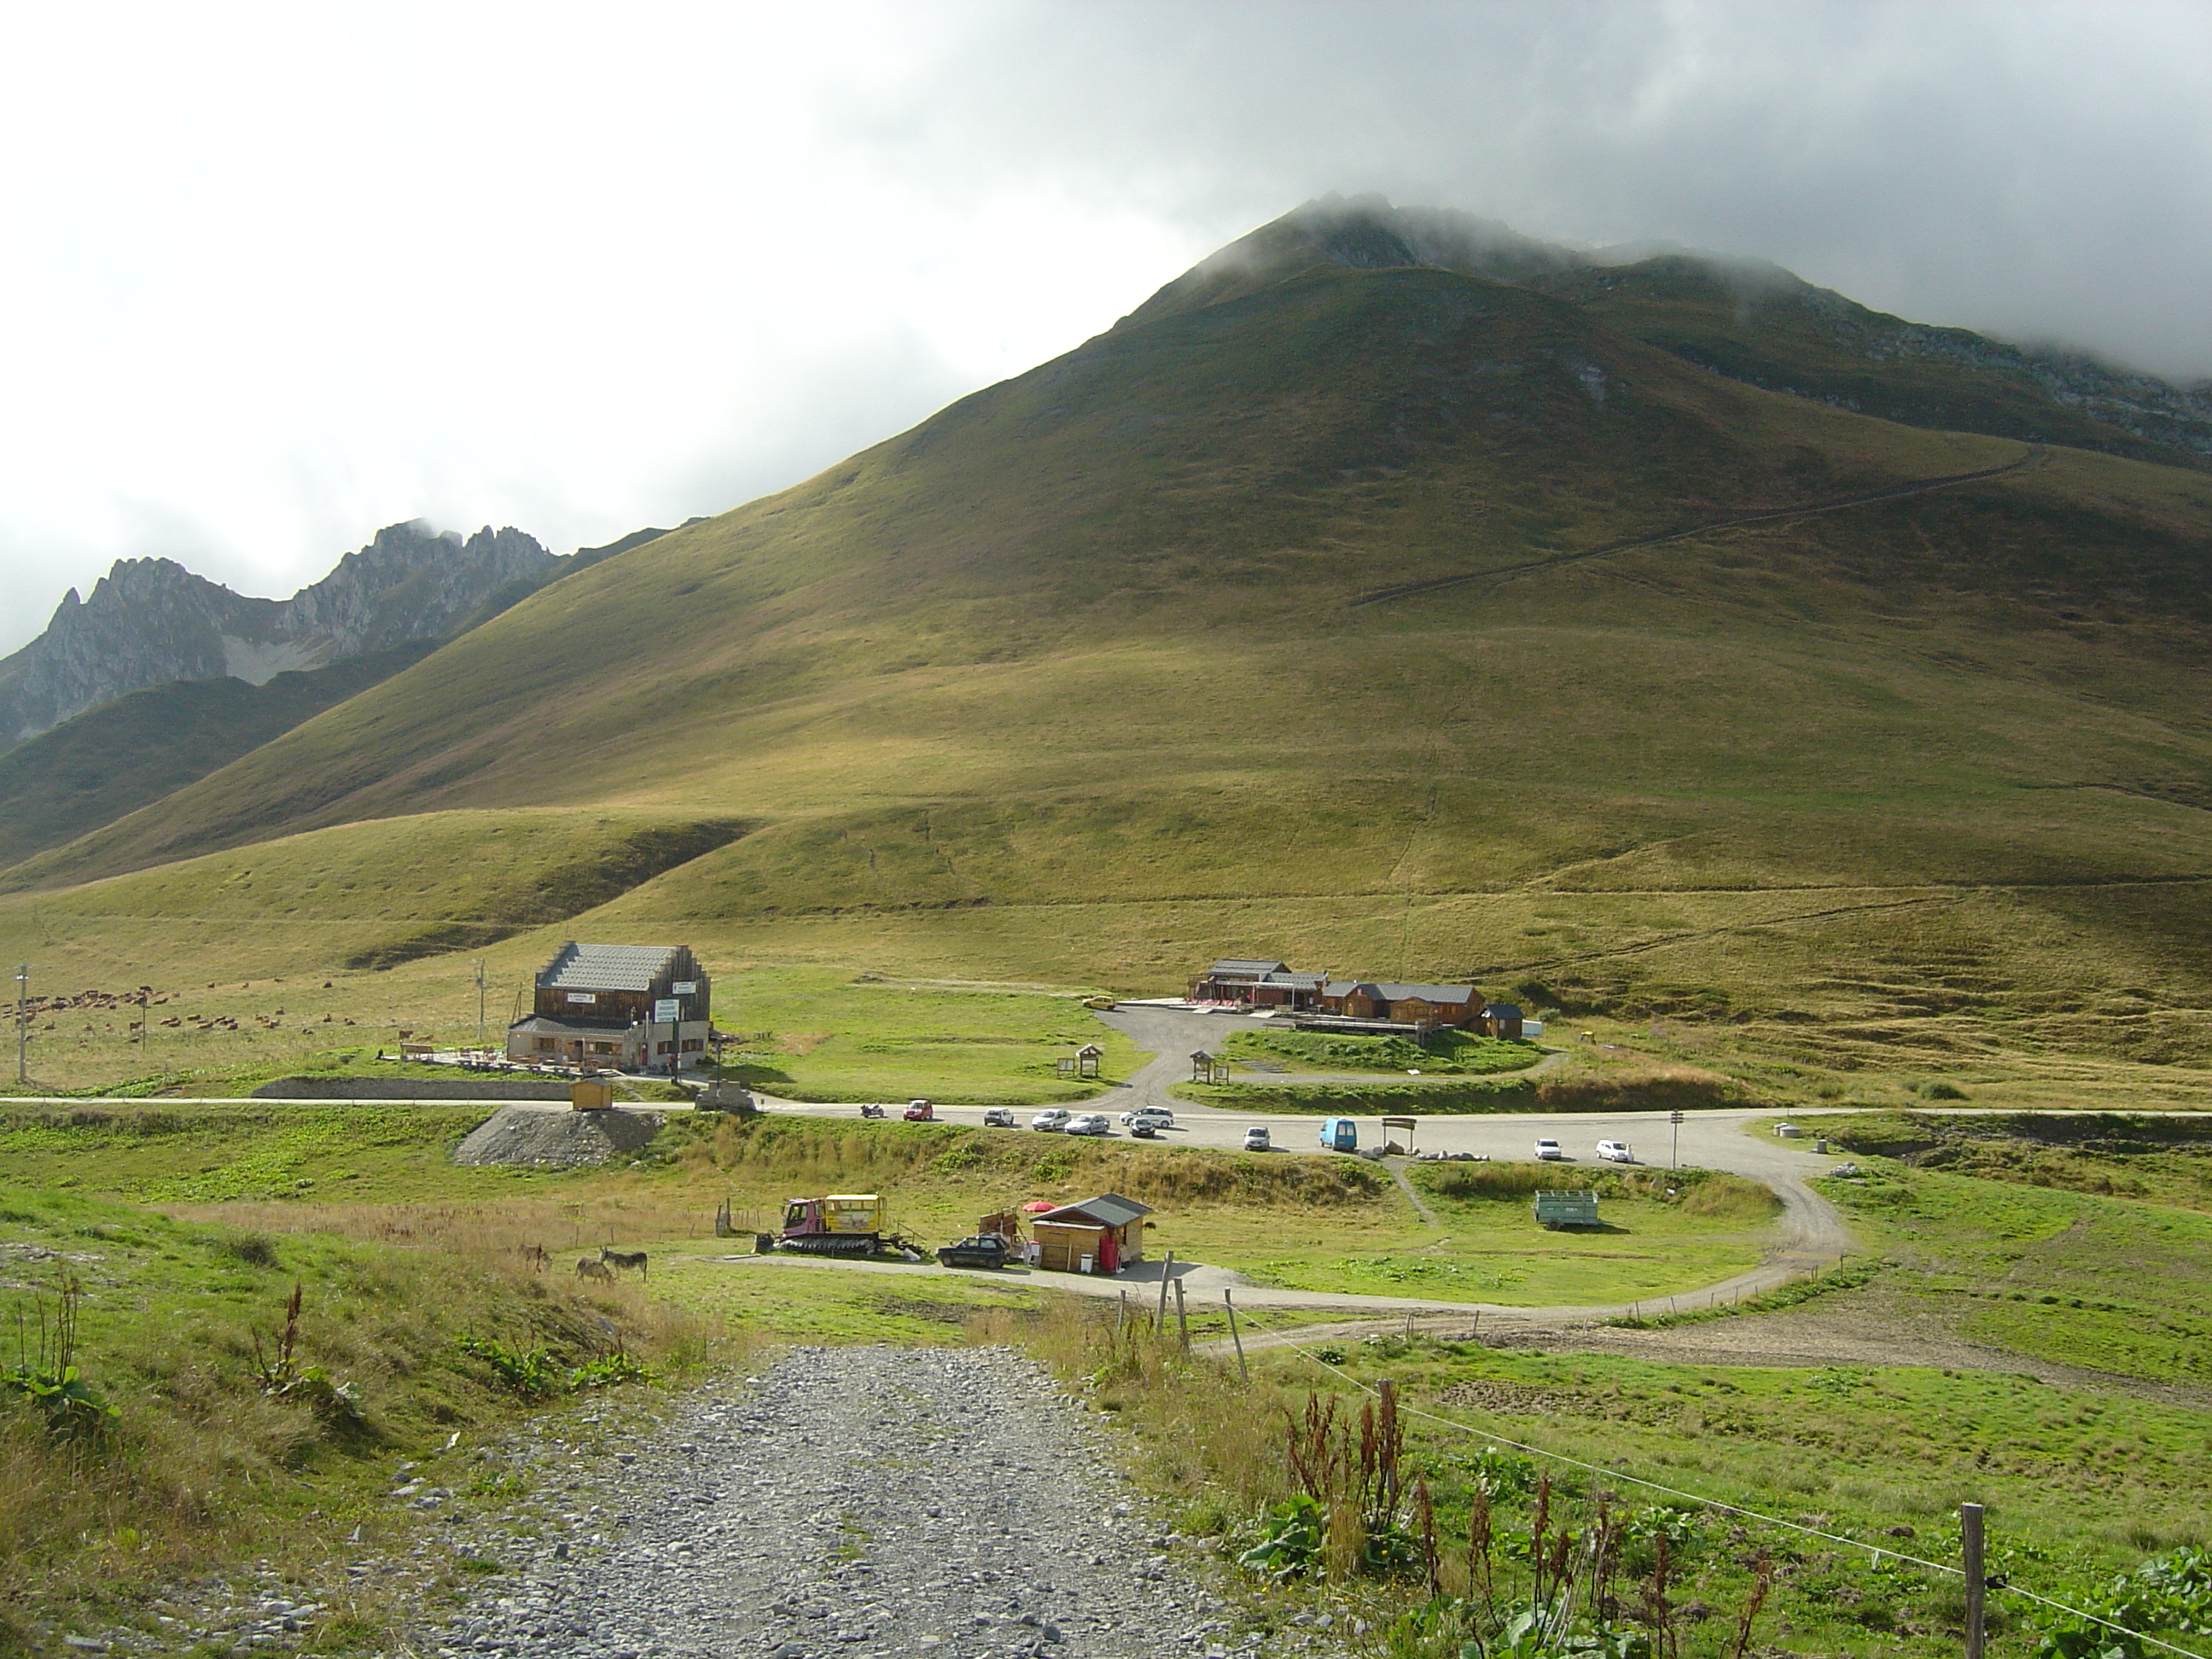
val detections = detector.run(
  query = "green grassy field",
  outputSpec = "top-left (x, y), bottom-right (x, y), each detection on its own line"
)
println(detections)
top-left (1221, 1027), bottom-right (1542, 1075)
top-left (0, 958), bottom-right (1138, 1106)
top-left (1049, 1119), bottom-right (2212, 1659)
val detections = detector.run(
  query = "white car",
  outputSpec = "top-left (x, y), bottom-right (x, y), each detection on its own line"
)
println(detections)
top-left (982, 1108), bottom-right (1017, 1128)
top-left (1534, 1138), bottom-right (1566, 1161)
top-left (1065, 1113), bottom-right (1112, 1137)
top-left (1595, 1140), bottom-right (1634, 1163)
top-left (1031, 1109), bottom-right (1071, 1132)
top-left (1243, 1126), bottom-right (1272, 1152)
top-left (1118, 1107), bottom-right (1175, 1129)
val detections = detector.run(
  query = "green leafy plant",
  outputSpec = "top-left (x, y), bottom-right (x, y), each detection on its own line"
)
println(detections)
top-left (2039, 1547), bottom-right (2212, 1659)
top-left (454, 1334), bottom-right (566, 1397)
top-left (252, 1282), bottom-right (366, 1429)
top-left (455, 1335), bottom-right (653, 1396)
top-left (1239, 1493), bottom-right (1326, 1581)
top-left (3, 1278), bottom-right (119, 1441)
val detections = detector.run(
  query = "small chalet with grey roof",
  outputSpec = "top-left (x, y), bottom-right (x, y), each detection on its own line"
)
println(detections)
top-left (504, 941), bottom-right (713, 1071)
top-left (1031, 1192), bottom-right (1154, 1274)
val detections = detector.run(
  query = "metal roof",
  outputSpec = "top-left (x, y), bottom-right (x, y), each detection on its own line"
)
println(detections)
top-left (1377, 984), bottom-right (1476, 1003)
top-left (1037, 1192), bottom-right (1154, 1229)
top-left (537, 941), bottom-right (684, 992)
top-left (1260, 971), bottom-right (1328, 987)
top-left (1481, 1002), bottom-right (1525, 1019)
top-left (507, 1015), bottom-right (637, 1038)
top-left (1205, 958), bottom-right (1290, 976)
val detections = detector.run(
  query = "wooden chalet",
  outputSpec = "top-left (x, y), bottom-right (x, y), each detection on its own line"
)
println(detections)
top-left (1478, 1002), bottom-right (1526, 1039)
top-left (1031, 1193), bottom-right (1153, 1274)
top-left (1307, 981), bottom-right (1479, 1034)
top-left (504, 941), bottom-right (713, 1070)
top-left (1188, 958), bottom-right (1328, 1009)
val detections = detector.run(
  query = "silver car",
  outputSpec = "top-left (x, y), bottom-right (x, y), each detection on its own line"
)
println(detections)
top-left (1065, 1113), bottom-right (1112, 1137)
top-left (1031, 1109), bottom-right (1071, 1132)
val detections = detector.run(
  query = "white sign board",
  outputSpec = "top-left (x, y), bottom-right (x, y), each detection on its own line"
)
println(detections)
top-left (672, 981), bottom-right (697, 995)
top-left (654, 998), bottom-right (682, 1024)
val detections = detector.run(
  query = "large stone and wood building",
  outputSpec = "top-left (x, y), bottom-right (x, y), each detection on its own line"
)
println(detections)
top-left (504, 942), bottom-right (713, 1071)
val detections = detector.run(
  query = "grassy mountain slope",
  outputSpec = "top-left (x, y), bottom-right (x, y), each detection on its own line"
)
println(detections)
top-left (5, 221), bottom-right (2212, 1081)
top-left (0, 523), bottom-right (689, 868)
top-left (0, 639), bottom-right (439, 867)
top-left (1534, 254), bottom-right (2212, 468)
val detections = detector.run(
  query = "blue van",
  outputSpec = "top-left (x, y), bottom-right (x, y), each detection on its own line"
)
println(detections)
top-left (1318, 1117), bottom-right (1359, 1153)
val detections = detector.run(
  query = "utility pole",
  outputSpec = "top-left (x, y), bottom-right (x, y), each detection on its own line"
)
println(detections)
top-left (1668, 1107), bottom-right (1685, 1170)
top-left (1961, 1503), bottom-right (1987, 1659)
top-left (14, 964), bottom-right (29, 1086)
top-left (472, 958), bottom-right (486, 1050)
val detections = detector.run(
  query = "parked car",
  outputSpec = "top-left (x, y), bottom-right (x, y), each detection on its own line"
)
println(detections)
top-left (982, 1108), bottom-right (1016, 1128)
top-left (1118, 1107), bottom-right (1174, 1128)
top-left (1243, 1126), bottom-right (1272, 1152)
top-left (1595, 1140), bottom-right (1634, 1163)
top-left (1065, 1113), bottom-right (1112, 1137)
top-left (903, 1099), bottom-right (935, 1121)
top-left (1031, 1109), bottom-right (1071, 1132)
top-left (1129, 1121), bottom-right (1161, 1140)
top-left (1534, 1138), bottom-right (1566, 1161)
top-left (936, 1234), bottom-right (1013, 1270)
top-left (1081, 995), bottom-right (1117, 1010)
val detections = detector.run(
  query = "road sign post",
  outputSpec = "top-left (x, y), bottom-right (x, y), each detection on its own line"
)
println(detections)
top-left (1668, 1108), bottom-right (1685, 1169)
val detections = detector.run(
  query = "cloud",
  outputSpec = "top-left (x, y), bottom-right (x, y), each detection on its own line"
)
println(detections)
top-left (1, 0), bottom-right (2206, 655)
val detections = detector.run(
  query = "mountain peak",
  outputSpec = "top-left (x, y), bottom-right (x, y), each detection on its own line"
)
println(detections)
top-left (0, 521), bottom-right (556, 746)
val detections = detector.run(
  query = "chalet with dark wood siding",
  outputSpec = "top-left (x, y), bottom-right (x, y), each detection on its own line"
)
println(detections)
top-left (1188, 959), bottom-right (1291, 1000)
top-left (504, 942), bottom-right (713, 1070)
top-left (1478, 1002), bottom-right (1526, 1039)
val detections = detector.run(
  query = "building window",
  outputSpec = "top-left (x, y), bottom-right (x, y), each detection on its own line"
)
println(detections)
top-left (655, 1040), bottom-right (674, 1056)
top-left (680, 1039), bottom-right (704, 1053)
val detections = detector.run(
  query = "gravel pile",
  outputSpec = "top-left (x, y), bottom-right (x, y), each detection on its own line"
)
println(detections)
top-left (414, 1346), bottom-right (1336, 1659)
top-left (451, 1106), bottom-right (665, 1168)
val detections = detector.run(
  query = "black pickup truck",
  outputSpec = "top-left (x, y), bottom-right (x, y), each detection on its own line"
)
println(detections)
top-left (936, 1234), bottom-right (1014, 1270)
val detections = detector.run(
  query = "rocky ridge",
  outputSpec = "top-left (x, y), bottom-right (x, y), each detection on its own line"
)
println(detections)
top-left (0, 521), bottom-right (556, 745)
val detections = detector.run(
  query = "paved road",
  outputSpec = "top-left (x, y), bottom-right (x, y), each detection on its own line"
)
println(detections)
top-left (727, 1001), bottom-right (1854, 1320)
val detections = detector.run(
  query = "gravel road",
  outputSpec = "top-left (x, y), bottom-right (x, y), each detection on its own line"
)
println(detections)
top-left (409, 1346), bottom-right (1340, 1659)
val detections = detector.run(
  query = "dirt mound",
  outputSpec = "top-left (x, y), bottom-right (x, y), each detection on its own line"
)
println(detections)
top-left (452, 1104), bottom-right (665, 1167)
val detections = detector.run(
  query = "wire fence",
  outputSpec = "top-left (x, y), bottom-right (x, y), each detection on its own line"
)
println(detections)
top-left (1234, 1306), bottom-right (2208, 1659)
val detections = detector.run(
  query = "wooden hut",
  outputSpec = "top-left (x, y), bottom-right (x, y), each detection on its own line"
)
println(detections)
top-left (1031, 1193), bottom-right (1154, 1274)
top-left (1479, 1002), bottom-right (1526, 1039)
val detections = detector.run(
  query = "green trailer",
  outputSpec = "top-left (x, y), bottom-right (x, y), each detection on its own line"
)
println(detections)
top-left (1534, 1190), bottom-right (1600, 1230)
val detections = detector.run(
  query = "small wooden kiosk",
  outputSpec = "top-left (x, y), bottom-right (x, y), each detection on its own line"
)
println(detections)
top-left (1031, 1193), bottom-right (1154, 1274)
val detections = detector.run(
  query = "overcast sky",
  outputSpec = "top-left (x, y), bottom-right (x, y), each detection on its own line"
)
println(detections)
top-left (3, 0), bottom-right (2209, 655)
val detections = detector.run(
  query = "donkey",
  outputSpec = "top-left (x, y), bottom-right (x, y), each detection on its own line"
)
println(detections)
top-left (517, 1243), bottom-right (549, 1271)
top-left (600, 1247), bottom-right (649, 1281)
top-left (575, 1257), bottom-right (614, 1281)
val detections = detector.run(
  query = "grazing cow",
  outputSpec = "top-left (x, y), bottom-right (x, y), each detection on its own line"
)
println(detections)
top-left (600, 1247), bottom-right (649, 1280)
top-left (575, 1257), bottom-right (614, 1281)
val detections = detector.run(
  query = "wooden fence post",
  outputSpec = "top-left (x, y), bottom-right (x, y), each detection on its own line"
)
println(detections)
top-left (1962, 1502), bottom-right (1986, 1659)
top-left (1224, 1289), bottom-right (1248, 1381)
top-left (1155, 1252), bottom-right (1175, 1332)
top-left (1173, 1276), bottom-right (1190, 1352)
